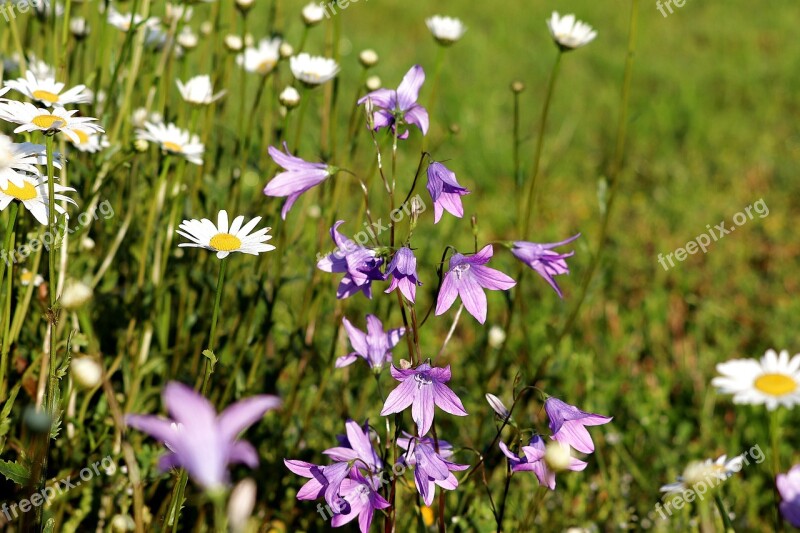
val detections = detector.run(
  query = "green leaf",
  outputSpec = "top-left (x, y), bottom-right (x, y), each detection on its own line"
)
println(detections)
top-left (202, 349), bottom-right (217, 364)
top-left (0, 459), bottom-right (31, 485)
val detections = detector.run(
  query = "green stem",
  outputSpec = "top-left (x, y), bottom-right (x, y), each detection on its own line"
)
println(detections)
top-left (536, 0), bottom-right (640, 383)
top-left (521, 51), bottom-right (562, 238)
top-left (200, 258), bottom-right (227, 395)
top-left (714, 494), bottom-right (735, 532)
top-left (0, 202), bottom-right (18, 302)
top-left (770, 408), bottom-right (784, 532)
top-left (0, 202), bottom-right (18, 401)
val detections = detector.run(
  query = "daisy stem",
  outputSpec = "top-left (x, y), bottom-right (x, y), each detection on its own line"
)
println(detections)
top-left (136, 156), bottom-right (171, 288)
top-left (292, 87), bottom-right (311, 153)
top-left (0, 202), bottom-right (18, 400)
top-left (553, 0), bottom-right (639, 352)
top-left (521, 50), bottom-right (562, 239)
top-left (201, 257), bottom-right (227, 396)
top-left (770, 408), bottom-right (784, 531)
top-left (0, 202), bottom-right (18, 304)
top-left (714, 494), bottom-right (735, 532)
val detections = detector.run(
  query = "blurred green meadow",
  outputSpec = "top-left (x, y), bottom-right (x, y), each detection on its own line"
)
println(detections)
top-left (0, 0), bottom-right (798, 531)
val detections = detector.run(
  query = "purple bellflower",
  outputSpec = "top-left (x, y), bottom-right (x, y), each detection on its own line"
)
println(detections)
top-left (264, 142), bottom-right (336, 220)
top-left (384, 247), bottom-right (422, 302)
top-left (397, 434), bottom-right (468, 506)
top-left (778, 465), bottom-right (800, 527)
top-left (499, 435), bottom-right (587, 490)
top-left (337, 315), bottom-right (405, 372)
top-left (380, 363), bottom-right (467, 436)
top-left (545, 397), bottom-right (613, 454)
top-left (357, 65), bottom-right (428, 139)
top-left (332, 468), bottom-right (391, 533)
top-left (511, 234), bottom-right (580, 298)
top-left (317, 221), bottom-right (384, 299)
top-left (435, 245), bottom-right (516, 324)
top-left (426, 162), bottom-right (470, 224)
top-left (125, 381), bottom-right (280, 490)
top-left (285, 420), bottom-right (389, 533)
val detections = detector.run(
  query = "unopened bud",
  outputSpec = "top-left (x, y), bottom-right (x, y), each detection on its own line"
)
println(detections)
top-left (365, 75), bottom-right (381, 91)
top-left (358, 49), bottom-right (378, 68)
top-left (279, 86), bottom-right (301, 108)
top-left (224, 35), bottom-right (244, 52)
top-left (488, 325), bottom-right (506, 348)
top-left (61, 279), bottom-right (93, 310)
top-left (228, 478), bottom-right (257, 533)
top-left (511, 81), bottom-right (525, 94)
top-left (279, 42), bottom-right (294, 59)
top-left (544, 441), bottom-right (572, 472)
top-left (302, 2), bottom-right (325, 26)
top-left (72, 357), bottom-right (103, 389)
top-left (485, 393), bottom-right (510, 420)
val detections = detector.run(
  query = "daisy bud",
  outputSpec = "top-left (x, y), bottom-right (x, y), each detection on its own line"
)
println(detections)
top-left (488, 325), bottom-right (506, 348)
top-left (244, 33), bottom-right (255, 47)
top-left (279, 87), bottom-right (301, 108)
top-left (177, 28), bottom-right (199, 50)
top-left (365, 75), bottom-right (381, 91)
top-left (80, 237), bottom-right (95, 251)
top-left (511, 81), bottom-right (525, 94)
top-left (358, 49), bottom-right (379, 68)
top-left (307, 205), bottom-right (321, 219)
top-left (200, 21), bottom-right (213, 36)
top-left (302, 2), bottom-right (325, 26)
top-left (279, 42), bottom-right (294, 59)
top-left (485, 393), bottom-right (510, 420)
top-left (228, 478), bottom-right (257, 533)
top-left (134, 138), bottom-right (149, 152)
top-left (224, 35), bottom-right (244, 52)
top-left (544, 441), bottom-right (573, 472)
top-left (110, 514), bottom-right (134, 533)
top-left (70, 17), bottom-right (90, 39)
top-left (131, 107), bottom-right (149, 128)
top-left (62, 280), bottom-right (93, 310)
top-left (71, 357), bottom-right (103, 389)
top-left (235, 0), bottom-right (255, 14)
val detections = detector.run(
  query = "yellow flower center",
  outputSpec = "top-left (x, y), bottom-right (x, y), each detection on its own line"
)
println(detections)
top-left (21, 271), bottom-right (34, 285)
top-left (754, 373), bottom-right (798, 396)
top-left (257, 59), bottom-right (276, 74)
top-left (162, 141), bottom-right (183, 153)
top-left (32, 89), bottom-right (60, 104)
top-left (74, 130), bottom-right (90, 144)
top-left (32, 115), bottom-right (64, 130)
top-left (209, 233), bottom-right (241, 252)
top-left (2, 180), bottom-right (38, 201)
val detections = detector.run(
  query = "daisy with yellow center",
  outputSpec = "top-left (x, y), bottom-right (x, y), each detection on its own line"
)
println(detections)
top-left (712, 349), bottom-right (800, 410)
top-left (20, 268), bottom-right (44, 287)
top-left (67, 128), bottom-right (110, 153)
top-left (0, 101), bottom-right (103, 144)
top-left (660, 455), bottom-right (745, 494)
top-left (4, 70), bottom-right (92, 108)
top-left (289, 53), bottom-right (339, 86)
top-left (237, 37), bottom-right (282, 75)
top-left (0, 134), bottom-right (61, 188)
top-left (136, 122), bottom-right (204, 165)
top-left (0, 173), bottom-right (76, 226)
top-left (177, 210), bottom-right (276, 259)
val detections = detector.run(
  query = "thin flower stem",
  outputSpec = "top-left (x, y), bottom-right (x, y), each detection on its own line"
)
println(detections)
top-left (536, 0), bottom-right (640, 383)
top-left (714, 494), bottom-right (736, 532)
top-left (400, 151), bottom-right (429, 208)
top-left (0, 202), bottom-right (18, 400)
top-left (770, 408), bottom-right (784, 532)
top-left (437, 304), bottom-right (463, 359)
top-left (292, 87), bottom-right (311, 153)
top-left (136, 156), bottom-right (171, 288)
top-left (201, 258), bottom-right (228, 396)
top-left (421, 45), bottom-right (446, 151)
top-left (0, 202), bottom-right (18, 303)
top-left (496, 465), bottom-right (513, 532)
top-left (521, 50), bottom-right (562, 238)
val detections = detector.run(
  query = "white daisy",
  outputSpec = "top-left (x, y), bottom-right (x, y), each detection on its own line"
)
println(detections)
top-left (547, 12), bottom-right (597, 51)
top-left (660, 455), bottom-right (745, 494)
top-left (20, 268), bottom-right (44, 287)
top-left (177, 75), bottom-right (225, 105)
top-left (67, 128), bottom-right (110, 153)
top-left (712, 349), bottom-right (800, 410)
top-left (4, 70), bottom-right (93, 107)
top-left (290, 53), bottom-right (339, 86)
top-left (0, 174), bottom-right (76, 226)
top-left (107, 8), bottom-right (160, 32)
top-left (136, 122), bottom-right (204, 165)
top-left (0, 135), bottom-right (59, 188)
top-left (237, 37), bottom-right (282, 75)
top-left (177, 210), bottom-right (276, 259)
top-left (0, 101), bottom-right (103, 144)
top-left (426, 15), bottom-right (467, 45)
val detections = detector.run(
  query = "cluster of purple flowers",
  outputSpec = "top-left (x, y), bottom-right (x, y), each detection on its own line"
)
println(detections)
top-left (498, 396), bottom-right (612, 490)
